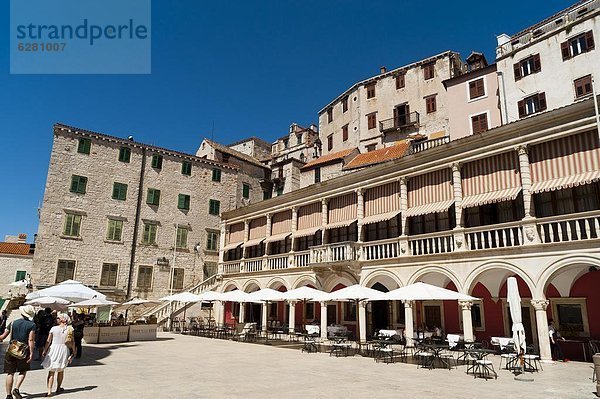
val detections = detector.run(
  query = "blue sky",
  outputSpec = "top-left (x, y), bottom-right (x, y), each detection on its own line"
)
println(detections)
top-left (0, 0), bottom-right (575, 242)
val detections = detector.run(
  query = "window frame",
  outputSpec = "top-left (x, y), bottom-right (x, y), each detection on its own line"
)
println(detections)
top-left (467, 77), bottom-right (486, 100)
top-left (63, 213), bottom-right (82, 237)
top-left (15, 270), bottom-right (27, 282)
top-left (242, 183), bottom-right (250, 199)
top-left (178, 193), bottom-right (191, 210)
top-left (425, 95), bottom-right (437, 114)
top-left (551, 297), bottom-right (590, 337)
top-left (118, 147), bottom-right (131, 163)
top-left (342, 97), bottom-right (348, 113)
top-left (171, 267), bottom-right (185, 291)
top-left (327, 108), bottom-right (333, 123)
top-left (342, 124), bottom-right (349, 142)
top-left (56, 259), bottom-right (75, 283)
top-left (423, 63), bottom-right (435, 80)
top-left (181, 161), bottom-right (192, 176)
top-left (206, 230), bottom-right (219, 251)
top-left (470, 111), bottom-right (489, 135)
top-left (77, 138), bottom-right (91, 154)
top-left (513, 54), bottom-right (541, 80)
top-left (208, 199), bottom-right (220, 215)
top-left (112, 182), bottom-right (128, 201)
top-left (106, 218), bottom-right (124, 242)
top-left (396, 73), bottom-right (406, 89)
top-left (367, 112), bottom-right (377, 130)
top-left (70, 175), bottom-right (88, 194)
top-left (517, 92), bottom-right (547, 118)
top-left (141, 222), bottom-right (158, 245)
top-left (314, 167), bottom-right (321, 184)
top-left (151, 154), bottom-right (163, 169)
top-left (146, 188), bottom-right (161, 206)
top-left (562, 30), bottom-right (595, 60)
top-left (327, 134), bottom-right (333, 151)
top-left (212, 168), bottom-right (222, 182)
top-left (100, 263), bottom-right (118, 287)
top-left (366, 83), bottom-right (376, 99)
top-left (137, 265), bottom-right (153, 289)
top-left (175, 226), bottom-right (188, 249)
top-left (574, 75), bottom-right (593, 99)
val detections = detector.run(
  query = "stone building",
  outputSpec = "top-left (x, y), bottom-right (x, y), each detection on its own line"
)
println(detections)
top-left (0, 237), bottom-right (33, 302)
top-left (33, 124), bottom-right (267, 301)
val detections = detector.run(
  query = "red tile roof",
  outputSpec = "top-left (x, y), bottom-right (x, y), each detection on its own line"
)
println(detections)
top-left (0, 242), bottom-right (33, 256)
top-left (344, 141), bottom-right (410, 170)
top-left (301, 148), bottom-right (358, 170)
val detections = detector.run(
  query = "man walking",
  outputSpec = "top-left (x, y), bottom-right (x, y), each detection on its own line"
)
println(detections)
top-left (0, 305), bottom-right (36, 399)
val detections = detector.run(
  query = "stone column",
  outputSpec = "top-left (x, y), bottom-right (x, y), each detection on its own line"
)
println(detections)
top-left (403, 300), bottom-right (414, 347)
top-left (321, 199), bottom-right (329, 245)
top-left (517, 145), bottom-right (541, 245)
top-left (218, 223), bottom-right (227, 265)
top-left (452, 163), bottom-right (466, 252)
top-left (356, 188), bottom-right (364, 243)
top-left (320, 301), bottom-right (328, 341)
top-left (242, 220), bottom-right (250, 259)
top-left (261, 302), bottom-right (268, 334)
top-left (358, 301), bottom-right (367, 343)
top-left (291, 206), bottom-right (298, 252)
top-left (399, 177), bottom-right (408, 235)
top-left (288, 301), bottom-right (296, 334)
top-left (531, 299), bottom-right (552, 361)
top-left (239, 302), bottom-right (245, 323)
top-left (459, 300), bottom-right (474, 342)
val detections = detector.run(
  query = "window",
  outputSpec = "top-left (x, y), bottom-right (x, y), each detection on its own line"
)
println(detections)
top-left (366, 83), bottom-right (376, 99)
top-left (106, 219), bottom-right (123, 241)
top-left (176, 226), bottom-right (188, 249)
top-left (574, 75), bottom-right (593, 98)
top-left (63, 213), bottom-right (82, 237)
top-left (327, 108), bottom-right (333, 123)
top-left (408, 210), bottom-right (455, 236)
top-left (342, 124), bottom-right (349, 142)
top-left (151, 154), bottom-right (163, 169)
top-left (513, 54), bottom-right (541, 80)
top-left (365, 144), bottom-right (376, 152)
top-left (212, 168), bottom-right (221, 182)
top-left (206, 231), bottom-right (219, 251)
top-left (70, 175), bottom-right (87, 194)
top-left (471, 113), bottom-right (488, 134)
top-left (137, 266), bottom-right (153, 288)
top-left (365, 216), bottom-right (400, 242)
top-left (77, 138), bottom-right (91, 154)
top-left (534, 183), bottom-right (600, 219)
top-left (367, 113), bottom-right (377, 130)
top-left (118, 147), bottom-right (131, 163)
top-left (283, 139), bottom-right (289, 149)
top-left (468, 78), bottom-right (486, 99)
top-left (562, 31), bottom-right (595, 60)
top-left (556, 303), bottom-right (585, 333)
top-left (171, 268), bottom-right (185, 290)
top-left (15, 271), bottom-right (26, 282)
top-left (203, 262), bottom-right (217, 278)
top-left (423, 63), bottom-right (435, 80)
top-left (517, 92), bottom-right (547, 117)
top-left (56, 260), bottom-right (75, 283)
top-left (100, 263), bottom-right (118, 287)
top-left (396, 73), bottom-right (405, 89)
top-left (222, 153), bottom-right (230, 163)
top-left (296, 133), bottom-right (303, 145)
top-left (299, 153), bottom-right (305, 163)
top-left (146, 188), bottom-right (161, 206)
top-left (112, 182), bottom-right (127, 200)
top-left (343, 301), bottom-right (356, 321)
top-left (263, 190), bottom-right (272, 200)
top-left (181, 161), bottom-right (192, 176)
top-left (178, 194), bottom-right (190, 210)
top-left (209, 199), bottom-right (220, 215)
top-left (242, 183), bottom-right (250, 199)
top-left (314, 167), bottom-right (321, 183)
top-left (342, 97), bottom-right (348, 113)
top-left (305, 302), bottom-right (315, 320)
top-left (327, 135), bottom-right (333, 151)
top-left (425, 95), bottom-right (437, 114)
top-left (276, 187), bottom-right (284, 196)
top-left (142, 222), bottom-right (157, 245)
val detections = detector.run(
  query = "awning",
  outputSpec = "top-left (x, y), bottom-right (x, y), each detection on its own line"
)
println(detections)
top-left (328, 192), bottom-right (357, 227)
top-left (364, 182), bottom-right (401, 218)
top-left (361, 210), bottom-right (401, 225)
top-left (223, 242), bottom-right (243, 251)
top-left (461, 187), bottom-right (522, 209)
top-left (243, 237), bottom-right (265, 248)
top-left (404, 200), bottom-right (454, 217)
top-left (292, 226), bottom-right (321, 238)
top-left (325, 218), bottom-right (358, 230)
top-left (531, 171), bottom-right (600, 193)
top-left (264, 232), bottom-right (291, 243)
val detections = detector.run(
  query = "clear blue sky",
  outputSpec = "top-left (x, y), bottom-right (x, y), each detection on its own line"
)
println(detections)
top-left (0, 0), bottom-right (575, 242)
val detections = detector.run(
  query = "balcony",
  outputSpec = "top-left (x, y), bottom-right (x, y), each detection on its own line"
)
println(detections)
top-left (379, 112), bottom-right (419, 133)
top-left (408, 136), bottom-right (450, 155)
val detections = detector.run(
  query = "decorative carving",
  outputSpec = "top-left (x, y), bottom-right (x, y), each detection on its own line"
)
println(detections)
top-left (524, 225), bottom-right (536, 242)
top-left (531, 299), bottom-right (549, 311)
top-left (516, 144), bottom-right (528, 156)
top-left (402, 300), bottom-right (414, 308)
top-left (359, 301), bottom-right (367, 309)
top-left (458, 300), bottom-right (473, 311)
top-left (455, 235), bottom-right (463, 248)
top-left (400, 241), bottom-right (407, 254)
top-left (451, 162), bottom-right (461, 172)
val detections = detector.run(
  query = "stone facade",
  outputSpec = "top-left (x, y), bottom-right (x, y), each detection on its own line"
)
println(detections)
top-left (0, 254), bottom-right (32, 299)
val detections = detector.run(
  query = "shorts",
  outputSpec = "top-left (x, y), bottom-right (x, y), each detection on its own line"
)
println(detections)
top-left (4, 352), bottom-right (30, 374)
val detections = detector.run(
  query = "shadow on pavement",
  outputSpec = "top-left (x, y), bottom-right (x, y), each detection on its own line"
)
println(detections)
top-left (21, 385), bottom-right (98, 398)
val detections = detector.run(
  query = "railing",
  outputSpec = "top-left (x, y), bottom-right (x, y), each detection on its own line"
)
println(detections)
top-left (311, 241), bottom-right (356, 263)
top-left (379, 111), bottom-right (420, 132)
top-left (267, 254), bottom-right (289, 270)
top-left (465, 221), bottom-right (524, 250)
top-left (244, 258), bottom-right (264, 272)
top-left (362, 237), bottom-right (400, 261)
top-left (222, 261), bottom-right (241, 274)
top-left (294, 251), bottom-right (310, 267)
top-left (408, 231), bottom-right (455, 256)
top-left (408, 136), bottom-right (450, 154)
top-left (537, 210), bottom-right (600, 243)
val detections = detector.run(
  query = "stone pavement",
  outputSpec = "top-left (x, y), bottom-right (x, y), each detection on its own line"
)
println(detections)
top-left (0, 333), bottom-right (596, 399)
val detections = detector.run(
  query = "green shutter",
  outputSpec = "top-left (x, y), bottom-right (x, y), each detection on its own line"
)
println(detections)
top-left (119, 147), bottom-right (131, 163)
top-left (178, 194), bottom-right (190, 210)
top-left (243, 184), bottom-right (250, 199)
top-left (209, 199), bottom-right (220, 215)
top-left (212, 168), bottom-right (221, 182)
top-left (151, 154), bottom-right (163, 169)
top-left (15, 271), bottom-right (26, 282)
top-left (77, 138), bottom-right (91, 154)
top-left (70, 175), bottom-right (87, 194)
top-left (182, 161), bottom-right (192, 176)
top-left (147, 189), bottom-right (160, 205)
top-left (112, 182), bottom-right (127, 200)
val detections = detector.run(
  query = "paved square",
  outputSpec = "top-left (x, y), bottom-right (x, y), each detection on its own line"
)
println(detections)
top-left (1, 333), bottom-right (595, 398)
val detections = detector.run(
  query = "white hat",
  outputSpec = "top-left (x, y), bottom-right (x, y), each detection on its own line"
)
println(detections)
top-left (19, 305), bottom-right (36, 320)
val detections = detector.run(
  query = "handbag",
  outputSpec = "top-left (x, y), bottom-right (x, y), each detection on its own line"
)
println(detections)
top-left (65, 326), bottom-right (74, 344)
top-left (7, 340), bottom-right (28, 360)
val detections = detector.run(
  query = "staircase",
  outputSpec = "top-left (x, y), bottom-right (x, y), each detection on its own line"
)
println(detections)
top-left (142, 274), bottom-right (221, 327)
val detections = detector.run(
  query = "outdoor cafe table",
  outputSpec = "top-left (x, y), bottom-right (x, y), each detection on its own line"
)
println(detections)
top-left (464, 348), bottom-right (497, 378)
top-left (491, 336), bottom-right (514, 350)
top-left (420, 343), bottom-right (451, 369)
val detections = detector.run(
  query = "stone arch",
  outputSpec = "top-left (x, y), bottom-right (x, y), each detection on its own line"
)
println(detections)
top-left (241, 279), bottom-right (262, 293)
top-left (321, 271), bottom-right (358, 292)
top-left (408, 265), bottom-right (462, 292)
top-left (464, 260), bottom-right (536, 298)
top-left (362, 269), bottom-right (403, 290)
top-left (536, 255), bottom-right (600, 298)
top-left (291, 275), bottom-right (318, 289)
top-left (222, 281), bottom-right (241, 292)
top-left (265, 277), bottom-right (289, 291)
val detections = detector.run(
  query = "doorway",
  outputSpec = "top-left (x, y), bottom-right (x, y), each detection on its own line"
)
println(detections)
top-left (370, 282), bottom-right (390, 332)
top-left (327, 304), bottom-right (337, 325)
top-left (394, 104), bottom-right (409, 127)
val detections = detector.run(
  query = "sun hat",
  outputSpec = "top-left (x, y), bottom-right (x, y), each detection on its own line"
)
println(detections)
top-left (57, 312), bottom-right (71, 324)
top-left (19, 305), bottom-right (36, 320)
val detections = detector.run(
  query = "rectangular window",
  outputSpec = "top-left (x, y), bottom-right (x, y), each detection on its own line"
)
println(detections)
top-left (468, 78), bottom-right (486, 99)
top-left (77, 138), bottom-right (91, 154)
top-left (242, 183), bottom-right (250, 199)
top-left (562, 31), bottom-right (595, 60)
top-left (367, 113), bottom-right (377, 130)
top-left (178, 194), bottom-right (191, 210)
top-left (112, 182), bottom-right (127, 201)
top-left (146, 188), bottom-right (161, 206)
top-left (513, 54), bottom-right (541, 80)
top-left (471, 113), bottom-right (488, 134)
top-left (425, 95), bottom-right (437, 114)
top-left (118, 147), bottom-right (131, 163)
top-left (423, 63), bottom-right (435, 80)
top-left (314, 167), bottom-right (321, 183)
top-left (151, 154), bottom-right (163, 169)
top-left (56, 260), bottom-right (75, 283)
top-left (171, 268), bottom-right (185, 290)
top-left (327, 134), bottom-right (333, 151)
top-left (327, 108), bottom-right (333, 123)
top-left (100, 263), bottom-right (118, 287)
top-left (176, 226), bottom-right (188, 249)
top-left (206, 231), bottom-right (219, 251)
top-left (137, 266), bottom-right (153, 288)
top-left (203, 262), bottom-right (217, 279)
top-left (342, 124), bottom-right (349, 142)
top-left (556, 303), bottom-right (584, 333)
top-left (342, 97), bottom-right (348, 113)
top-left (212, 168), bottom-right (222, 182)
top-left (263, 190), bottom-right (272, 200)
top-left (142, 222), bottom-right (157, 245)
top-left (15, 271), bottom-right (26, 282)
top-left (276, 187), bottom-right (284, 196)
top-left (517, 92), bottom-right (547, 117)
top-left (365, 144), bottom-right (376, 152)
top-left (574, 75), bottom-right (593, 98)
top-left (181, 161), bottom-right (192, 176)
top-left (296, 133), bottom-right (303, 145)
top-left (70, 175), bottom-right (87, 194)
top-left (366, 83), bottom-right (376, 99)
top-left (209, 199), bottom-right (220, 215)
top-left (106, 219), bottom-right (123, 241)
top-left (63, 213), bottom-right (82, 237)
top-left (396, 73), bottom-right (405, 89)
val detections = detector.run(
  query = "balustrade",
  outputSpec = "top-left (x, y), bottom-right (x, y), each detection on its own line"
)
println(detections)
top-left (408, 232), bottom-right (454, 255)
top-left (465, 222), bottom-right (524, 250)
top-left (267, 254), bottom-right (289, 270)
top-left (537, 210), bottom-right (600, 243)
top-left (362, 238), bottom-right (399, 260)
top-left (294, 251), bottom-right (310, 267)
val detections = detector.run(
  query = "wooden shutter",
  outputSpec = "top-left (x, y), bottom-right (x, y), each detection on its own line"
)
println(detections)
top-left (513, 62), bottom-right (522, 81)
top-left (533, 54), bottom-right (541, 73)
top-left (561, 41), bottom-right (571, 60)
top-left (469, 81), bottom-right (477, 98)
top-left (586, 31), bottom-right (595, 51)
top-left (517, 100), bottom-right (526, 118)
top-left (538, 92), bottom-right (547, 111)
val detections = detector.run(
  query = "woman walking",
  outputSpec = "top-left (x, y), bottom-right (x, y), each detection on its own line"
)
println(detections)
top-left (41, 313), bottom-right (76, 397)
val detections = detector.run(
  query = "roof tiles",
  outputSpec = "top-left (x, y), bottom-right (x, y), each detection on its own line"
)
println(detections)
top-left (301, 148), bottom-right (358, 170)
top-left (0, 242), bottom-right (32, 256)
top-left (344, 141), bottom-right (410, 170)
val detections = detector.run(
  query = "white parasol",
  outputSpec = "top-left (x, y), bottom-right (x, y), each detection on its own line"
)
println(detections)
top-left (26, 280), bottom-right (106, 302)
top-left (25, 296), bottom-right (72, 311)
top-left (159, 292), bottom-right (203, 330)
top-left (71, 297), bottom-right (120, 308)
top-left (507, 276), bottom-right (531, 381)
top-left (281, 286), bottom-right (328, 331)
top-left (381, 282), bottom-right (477, 301)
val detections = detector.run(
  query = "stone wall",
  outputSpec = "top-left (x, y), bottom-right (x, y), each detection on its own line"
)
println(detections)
top-left (0, 255), bottom-right (32, 299)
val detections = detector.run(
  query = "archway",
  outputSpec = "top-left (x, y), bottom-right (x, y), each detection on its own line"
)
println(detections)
top-left (243, 282), bottom-right (261, 324)
top-left (363, 271), bottom-right (402, 337)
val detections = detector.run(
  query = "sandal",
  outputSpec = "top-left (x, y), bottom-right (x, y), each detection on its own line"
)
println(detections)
top-left (56, 387), bottom-right (65, 394)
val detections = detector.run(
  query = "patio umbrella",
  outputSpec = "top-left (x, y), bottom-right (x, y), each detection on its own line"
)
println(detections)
top-left (218, 290), bottom-right (256, 303)
top-left (247, 289), bottom-right (286, 334)
top-left (25, 296), bottom-right (72, 311)
top-left (381, 282), bottom-right (477, 301)
top-left (26, 280), bottom-right (106, 302)
top-left (507, 277), bottom-right (530, 380)
top-left (71, 297), bottom-right (120, 308)
top-left (159, 292), bottom-right (202, 329)
top-left (282, 286), bottom-right (328, 330)
top-left (196, 291), bottom-right (226, 322)
top-left (119, 298), bottom-right (160, 310)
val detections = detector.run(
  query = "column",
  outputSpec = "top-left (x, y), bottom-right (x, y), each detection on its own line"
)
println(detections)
top-left (451, 163), bottom-right (466, 252)
top-left (531, 299), bottom-right (552, 361)
top-left (399, 177), bottom-right (408, 235)
top-left (218, 223), bottom-right (227, 265)
top-left (291, 206), bottom-right (298, 252)
top-left (403, 300), bottom-right (414, 347)
top-left (358, 301), bottom-right (367, 343)
top-left (242, 220), bottom-right (250, 259)
top-left (320, 301), bottom-right (328, 341)
top-left (517, 145), bottom-right (540, 245)
top-left (239, 303), bottom-right (245, 323)
top-left (356, 188), bottom-right (364, 243)
top-left (288, 301), bottom-right (297, 334)
top-left (264, 213), bottom-right (271, 263)
top-left (321, 199), bottom-right (328, 245)
top-left (261, 302), bottom-right (268, 334)
top-left (459, 300), bottom-right (474, 342)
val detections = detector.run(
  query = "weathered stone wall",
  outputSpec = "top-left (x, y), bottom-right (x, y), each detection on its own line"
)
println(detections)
top-left (0, 255), bottom-right (32, 298)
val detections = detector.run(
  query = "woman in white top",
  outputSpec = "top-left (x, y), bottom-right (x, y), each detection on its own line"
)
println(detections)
top-left (41, 313), bottom-right (76, 397)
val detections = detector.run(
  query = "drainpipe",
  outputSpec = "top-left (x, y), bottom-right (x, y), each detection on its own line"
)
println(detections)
top-left (497, 71), bottom-right (509, 125)
top-left (126, 147), bottom-right (147, 298)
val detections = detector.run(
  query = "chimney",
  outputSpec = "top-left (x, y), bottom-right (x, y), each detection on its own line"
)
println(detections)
top-left (380, 66), bottom-right (387, 74)
top-left (18, 233), bottom-right (27, 243)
